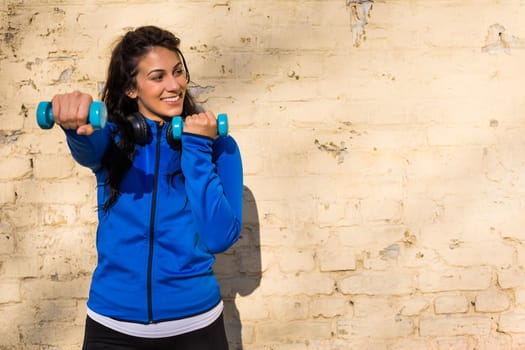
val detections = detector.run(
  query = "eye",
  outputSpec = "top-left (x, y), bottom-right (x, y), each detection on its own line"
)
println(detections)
top-left (174, 68), bottom-right (185, 77)
top-left (151, 74), bottom-right (163, 81)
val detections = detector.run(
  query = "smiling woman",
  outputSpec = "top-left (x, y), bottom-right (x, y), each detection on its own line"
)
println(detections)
top-left (47, 26), bottom-right (243, 350)
top-left (126, 47), bottom-right (188, 122)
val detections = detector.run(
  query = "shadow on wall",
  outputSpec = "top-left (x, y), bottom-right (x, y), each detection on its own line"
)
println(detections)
top-left (216, 186), bottom-right (261, 350)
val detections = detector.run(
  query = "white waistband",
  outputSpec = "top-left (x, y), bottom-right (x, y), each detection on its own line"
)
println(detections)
top-left (86, 301), bottom-right (223, 339)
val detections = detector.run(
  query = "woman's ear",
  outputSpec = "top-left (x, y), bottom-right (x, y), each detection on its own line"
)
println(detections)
top-left (126, 88), bottom-right (137, 99)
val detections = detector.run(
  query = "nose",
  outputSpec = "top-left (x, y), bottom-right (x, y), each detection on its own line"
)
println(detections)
top-left (166, 74), bottom-right (183, 91)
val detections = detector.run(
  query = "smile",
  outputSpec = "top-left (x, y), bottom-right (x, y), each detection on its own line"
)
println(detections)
top-left (161, 95), bottom-right (181, 102)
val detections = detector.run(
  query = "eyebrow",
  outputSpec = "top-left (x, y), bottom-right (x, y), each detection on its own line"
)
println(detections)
top-left (146, 62), bottom-right (183, 77)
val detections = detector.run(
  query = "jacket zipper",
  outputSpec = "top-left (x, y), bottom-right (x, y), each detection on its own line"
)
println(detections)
top-left (147, 123), bottom-right (162, 323)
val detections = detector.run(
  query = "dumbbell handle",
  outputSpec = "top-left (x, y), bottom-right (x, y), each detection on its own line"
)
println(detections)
top-left (171, 113), bottom-right (228, 140)
top-left (36, 101), bottom-right (107, 130)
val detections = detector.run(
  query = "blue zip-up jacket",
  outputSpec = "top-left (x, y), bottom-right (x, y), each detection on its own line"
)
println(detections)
top-left (64, 118), bottom-right (243, 323)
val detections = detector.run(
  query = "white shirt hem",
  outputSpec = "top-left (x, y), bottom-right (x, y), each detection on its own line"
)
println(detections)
top-left (86, 301), bottom-right (224, 338)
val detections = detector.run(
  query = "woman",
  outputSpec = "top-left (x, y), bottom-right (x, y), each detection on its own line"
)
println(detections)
top-left (51, 26), bottom-right (243, 349)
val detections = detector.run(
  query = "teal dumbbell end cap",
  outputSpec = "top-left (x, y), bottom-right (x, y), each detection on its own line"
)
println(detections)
top-left (171, 116), bottom-right (183, 140)
top-left (89, 101), bottom-right (108, 129)
top-left (217, 113), bottom-right (228, 136)
top-left (36, 101), bottom-right (54, 129)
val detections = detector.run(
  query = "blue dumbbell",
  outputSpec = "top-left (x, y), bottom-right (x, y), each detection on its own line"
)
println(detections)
top-left (171, 113), bottom-right (228, 140)
top-left (36, 101), bottom-right (107, 130)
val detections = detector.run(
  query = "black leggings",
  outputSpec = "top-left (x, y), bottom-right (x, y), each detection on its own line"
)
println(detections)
top-left (82, 314), bottom-right (229, 350)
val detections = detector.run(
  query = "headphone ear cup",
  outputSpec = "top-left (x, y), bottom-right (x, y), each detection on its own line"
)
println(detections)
top-left (126, 112), bottom-right (149, 145)
top-left (166, 123), bottom-right (181, 151)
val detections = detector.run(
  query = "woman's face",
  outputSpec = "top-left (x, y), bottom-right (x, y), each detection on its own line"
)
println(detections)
top-left (127, 46), bottom-right (187, 122)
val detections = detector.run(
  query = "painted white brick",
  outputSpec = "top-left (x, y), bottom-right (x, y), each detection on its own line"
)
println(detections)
top-left (0, 157), bottom-right (32, 179)
top-left (339, 271), bottom-right (414, 296)
top-left (310, 296), bottom-right (349, 318)
top-left (499, 311), bottom-right (525, 333)
top-left (434, 295), bottom-right (469, 314)
top-left (475, 289), bottom-right (510, 313)
top-left (420, 316), bottom-right (492, 336)
top-left (337, 317), bottom-right (414, 339)
top-left (418, 268), bottom-right (492, 293)
top-left (0, 280), bottom-right (21, 304)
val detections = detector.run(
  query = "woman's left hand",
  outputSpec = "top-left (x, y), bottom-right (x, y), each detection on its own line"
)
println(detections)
top-left (183, 111), bottom-right (218, 139)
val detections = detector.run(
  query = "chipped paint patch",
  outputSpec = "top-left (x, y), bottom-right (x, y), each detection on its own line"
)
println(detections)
top-left (314, 139), bottom-right (348, 164)
top-left (482, 23), bottom-right (525, 54)
top-left (346, 0), bottom-right (373, 47)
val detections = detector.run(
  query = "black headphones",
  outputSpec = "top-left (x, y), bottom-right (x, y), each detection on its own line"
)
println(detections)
top-left (125, 112), bottom-right (181, 150)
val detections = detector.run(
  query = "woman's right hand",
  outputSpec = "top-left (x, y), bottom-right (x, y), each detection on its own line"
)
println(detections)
top-left (51, 91), bottom-right (95, 135)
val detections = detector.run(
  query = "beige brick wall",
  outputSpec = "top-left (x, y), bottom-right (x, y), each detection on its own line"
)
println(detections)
top-left (2, 0), bottom-right (525, 349)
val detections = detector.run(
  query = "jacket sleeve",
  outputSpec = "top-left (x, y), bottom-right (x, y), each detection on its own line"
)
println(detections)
top-left (181, 134), bottom-right (243, 254)
top-left (63, 127), bottom-right (112, 172)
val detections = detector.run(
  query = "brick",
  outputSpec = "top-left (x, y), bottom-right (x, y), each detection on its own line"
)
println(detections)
top-left (434, 295), bottom-right (469, 314)
top-left (399, 296), bottom-right (432, 316)
top-left (337, 317), bottom-right (414, 338)
top-left (420, 316), bottom-right (492, 336)
top-left (255, 270), bottom-right (335, 296)
top-left (0, 182), bottom-right (16, 204)
top-left (78, 203), bottom-right (98, 225)
top-left (234, 296), bottom-right (269, 321)
top-left (20, 130), bottom-right (71, 156)
top-left (41, 253), bottom-right (96, 278)
top-left (0, 280), bottom-right (21, 304)
top-left (336, 224), bottom-right (408, 249)
top-left (15, 179), bottom-right (93, 204)
top-left (42, 204), bottom-right (78, 226)
top-left (510, 335), bottom-right (525, 350)
top-left (34, 300), bottom-right (78, 323)
top-left (499, 312), bottom-right (525, 333)
top-left (277, 248), bottom-right (315, 273)
top-left (256, 320), bottom-right (332, 343)
top-left (32, 155), bottom-right (75, 179)
top-left (0, 223), bottom-right (15, 255)
top-left (418, 267), bottom-right (492, 292)
top-left (359, 197), bottom-right (404, 223)
top-left (259, 225), bottom-right (330, 249)
top-left (436, 338), bottom-right (470, 350)
top-left (0, 203), bottom-right (40, 228)
top-left (0, 106), bottom-right (25, 131)
top-left (316, 200), bottom-right (346, 227)
top-left (438, 241), bottom-right (514, 267)
top-left (318, 246), bottom-right (356, 272)
top-left (339, 271), bottom-right (414, 296)
top-left (310, 296), bottom-right (349, 318)
top-left (0, 304), bottom-right (26, 346)
top-left (352, 297), bottom-right (394, 319)
top-left (18, 322), bottom-right (84, 347)
top-left (1, 256), bottom-right (42, 279)
top-left (498, 267), bottom-right (525, 289)
top-left (271, 296), bottom-right (309, 321)
top-left (473, 335), bottom-right (512, 350)
top-left (21, 277), bottom-right (90, 300)
top-left (475, 289), bottom-right (510, 312)
top-left (515, 289), bottom-right (525, 307)
top-left (0, 157), bottom-right (32, 179)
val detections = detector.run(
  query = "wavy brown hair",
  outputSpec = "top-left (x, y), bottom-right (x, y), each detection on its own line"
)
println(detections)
top-left (100, 26), bottom-right (198, 211)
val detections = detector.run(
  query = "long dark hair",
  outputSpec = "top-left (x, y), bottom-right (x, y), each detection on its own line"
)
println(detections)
top-left (100, 26), bottom-right (198, 211)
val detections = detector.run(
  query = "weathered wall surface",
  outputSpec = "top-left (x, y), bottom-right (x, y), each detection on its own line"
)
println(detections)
top-left (2, 0), bottom-right (525, 349)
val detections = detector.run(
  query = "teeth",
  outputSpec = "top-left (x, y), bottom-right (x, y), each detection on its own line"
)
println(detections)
top-left (163, 96), bottom-right (180, 102)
